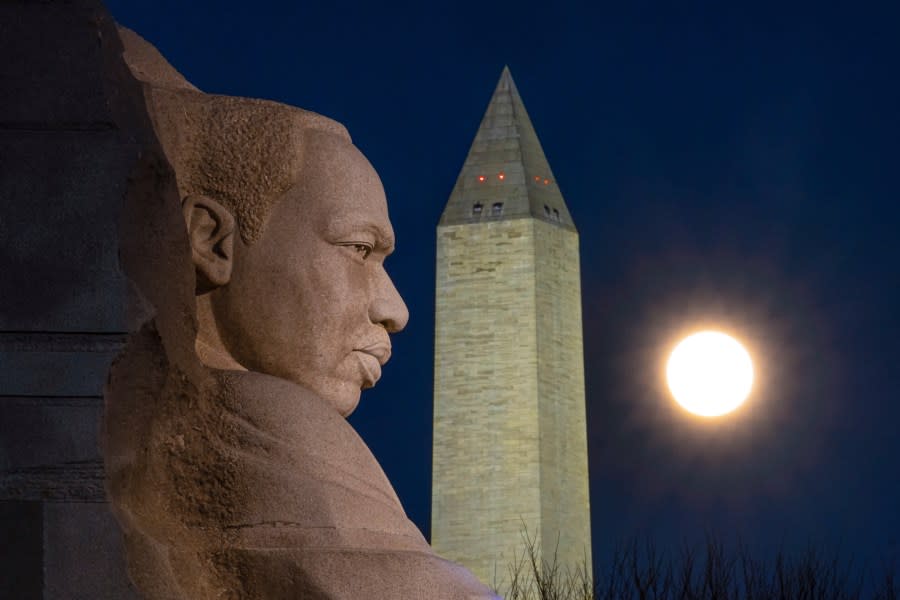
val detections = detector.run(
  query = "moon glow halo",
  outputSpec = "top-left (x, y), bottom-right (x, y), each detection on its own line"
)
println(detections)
top-left (666, 331), bottom-right (754, 417)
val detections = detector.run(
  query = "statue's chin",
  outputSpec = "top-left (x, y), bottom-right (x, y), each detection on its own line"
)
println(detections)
top-left (330, 389), bottom-right (362, 418)
top-left (267, 372), bottom-right (362, 418)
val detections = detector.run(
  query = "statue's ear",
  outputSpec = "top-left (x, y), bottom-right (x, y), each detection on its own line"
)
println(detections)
top-left (182, 195), bottom-right (236, 292)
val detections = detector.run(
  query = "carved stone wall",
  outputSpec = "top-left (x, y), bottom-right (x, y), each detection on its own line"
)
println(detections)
top-left (0, 1), bottom-right (143, 597)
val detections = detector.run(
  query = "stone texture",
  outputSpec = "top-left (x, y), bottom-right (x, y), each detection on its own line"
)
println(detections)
top-left (0, 351), bottom-right (119, 397)
top-left (433, 68), bottom-right (592, 587)
top-left (0, 133), bottom-right (131, 331)
top-left (0, 1), bottom-right (146, 597)
top-left (0, 395), bottom-right (107, 500)
top-left (533, 220), bottom-right (591, 563)
top-left (0, 333), bottom-right (124, 398)
top-left (1, 460), bottom-right (105, 503)
top-left (0, 1), bottom-right (498, 596)
top-left (100, 16), bottom-right (498, 600)
top-left (433, 219), bottom-right (543, 582)
top-left (43, 502), bottom-right (139, 599)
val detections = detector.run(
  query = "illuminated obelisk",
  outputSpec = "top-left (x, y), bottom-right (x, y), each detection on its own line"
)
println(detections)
top-left (432, 67), bottom-right (591, 586)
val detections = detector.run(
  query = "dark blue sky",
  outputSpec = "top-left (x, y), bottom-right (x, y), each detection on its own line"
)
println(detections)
top-left (106, 0), bottom-right (900, 575)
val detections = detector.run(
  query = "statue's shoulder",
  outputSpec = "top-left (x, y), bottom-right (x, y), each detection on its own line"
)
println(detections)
top-left (209, 368), bottom-right (406, 511)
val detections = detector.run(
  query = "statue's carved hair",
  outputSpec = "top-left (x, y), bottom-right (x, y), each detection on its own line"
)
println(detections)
top-left (147, 88), bottom-right (350, 243)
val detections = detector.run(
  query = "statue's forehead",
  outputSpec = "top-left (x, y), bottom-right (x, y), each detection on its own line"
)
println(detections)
top-left (296, 133), bottom-right (386, 205)
top-left (301, 130), bottom-right (375, 177)
top-left (276, 132), bottom-right (393, 243)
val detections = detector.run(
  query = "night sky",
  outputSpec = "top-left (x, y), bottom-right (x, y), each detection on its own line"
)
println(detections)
top-left (106, 0), bottom-right (900, 578)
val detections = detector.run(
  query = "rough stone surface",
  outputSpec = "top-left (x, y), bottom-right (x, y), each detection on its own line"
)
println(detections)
top-left (433, 68), bottom-right (592, 587)
top-left (101, 18), bottom-right (498, 600)
top-left (0, 133), bottom-right (131, 331)
top-left (43, 502), bottom-right (138, 600)
top-left (0, 351), bottom-right (120, 397)
top-left (1, 1), bottom-right (488, 597)
top-left (0, 397), bottom-right (101, 474)
top-left (0, 393), bottom-right (107, 504)
top-left (0, 1), bottom-right (145, 597)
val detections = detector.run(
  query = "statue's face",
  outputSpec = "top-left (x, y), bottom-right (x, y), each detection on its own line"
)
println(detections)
top-left (211, 130), bottom-right (408, 416)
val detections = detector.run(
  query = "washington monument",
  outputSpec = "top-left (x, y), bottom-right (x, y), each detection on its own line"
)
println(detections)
top-left (432, 67), bottom-right (592, 585)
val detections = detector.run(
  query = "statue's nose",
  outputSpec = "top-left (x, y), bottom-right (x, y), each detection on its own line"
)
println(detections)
top-left (369, 267), bottom-right (409, 333)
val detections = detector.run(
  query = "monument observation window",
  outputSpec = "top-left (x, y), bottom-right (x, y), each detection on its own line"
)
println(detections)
top-left (544, 205), bottom-right (551, 217)
top-left (491, 202), bottom-right (503, 216)
top-left (553, 208), bottom-right (560, 221)
top-left (472, 203), bottom-right (483, 216)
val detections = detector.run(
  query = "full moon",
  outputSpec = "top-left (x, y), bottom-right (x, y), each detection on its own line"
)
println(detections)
top-left (666, 331), bottom-right (754, 417)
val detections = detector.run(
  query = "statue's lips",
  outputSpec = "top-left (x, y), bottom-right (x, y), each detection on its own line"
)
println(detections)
top-left (354, 343), bottom-right (391, 389)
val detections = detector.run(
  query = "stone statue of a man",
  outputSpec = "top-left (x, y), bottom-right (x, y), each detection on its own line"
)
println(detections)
top-left (103, 27), bottom-right (497, 600)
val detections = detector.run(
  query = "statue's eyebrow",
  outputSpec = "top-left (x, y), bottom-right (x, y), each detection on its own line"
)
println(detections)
top-left (356, 223), bottom-right (394, 251)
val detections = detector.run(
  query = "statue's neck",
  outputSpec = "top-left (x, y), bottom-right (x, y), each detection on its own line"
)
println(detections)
top-left (194, 293), bottom-right (247, 372)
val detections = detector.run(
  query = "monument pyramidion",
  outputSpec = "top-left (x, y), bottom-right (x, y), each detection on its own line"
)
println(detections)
top-left (432, 66), bottom-right (592, 587)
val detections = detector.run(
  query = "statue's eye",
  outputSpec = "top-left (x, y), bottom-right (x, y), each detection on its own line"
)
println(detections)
top-left (353, 244), bottom-right (373, 259)
top-left (338, 241), bottom-right (374, 260)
